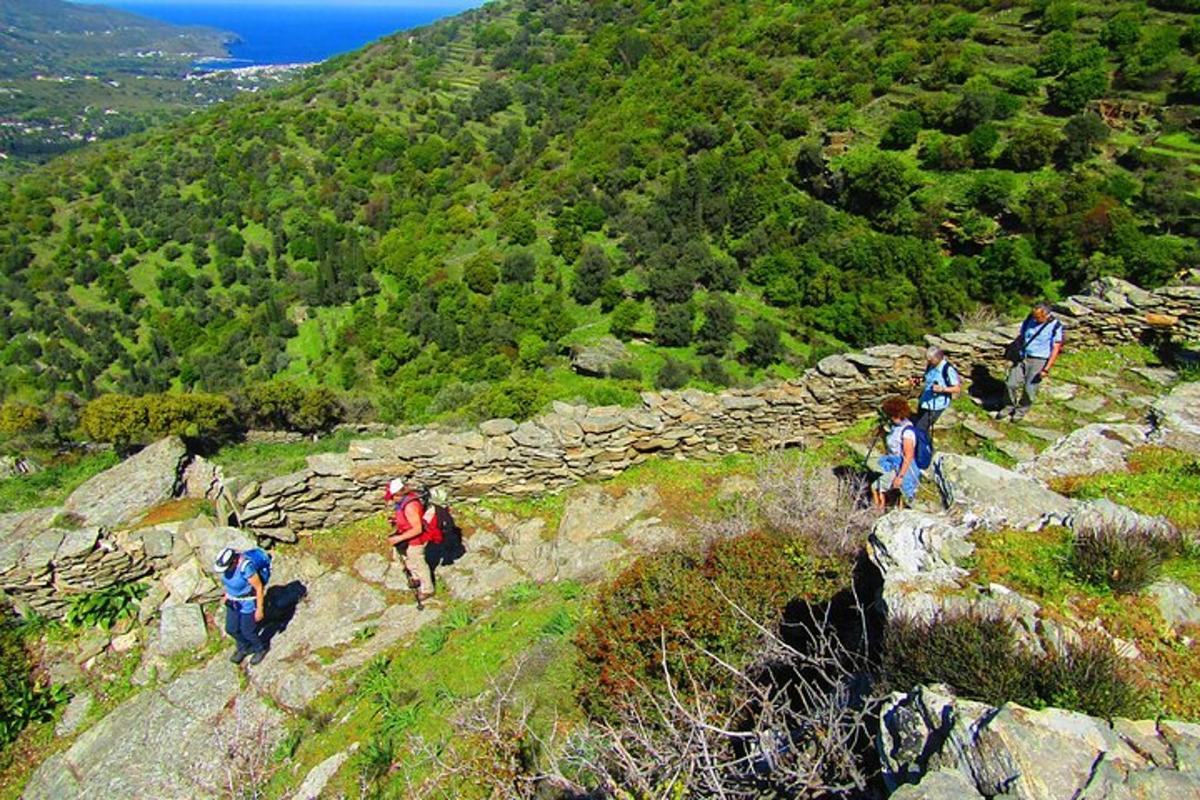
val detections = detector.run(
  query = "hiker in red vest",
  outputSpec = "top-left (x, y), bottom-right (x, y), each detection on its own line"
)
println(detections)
top-left (384, 478), bottom-right (436, 602)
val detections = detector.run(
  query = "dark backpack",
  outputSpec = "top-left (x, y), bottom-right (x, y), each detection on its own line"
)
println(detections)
top-left (242, 548), bottom-right (272, 586)
top-left (907, 423), bottom-right (935, 470)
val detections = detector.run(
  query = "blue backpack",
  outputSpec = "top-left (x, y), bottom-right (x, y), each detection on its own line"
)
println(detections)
top-left (242, 548), bottom-right (272, 586)
top-left (909, 423), bottom-right (934, 470)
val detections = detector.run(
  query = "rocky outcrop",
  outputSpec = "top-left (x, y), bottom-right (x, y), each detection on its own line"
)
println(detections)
top-left (932, 454), bottom-right (1075, 530)
top-left (867, 511), bottom-right (975, 622)
top-left (571, 336), bottom-right (631, 376)
top-left (878, 684), bottom-right (1200, 799)
top-left (1017, 422), bottom-right (1148, 483)
top-left (1150, 381), bottom-right (1200, 455)
top-left (63, 436), bottom-right (189, 528)
top-left (25, 657), bottom-right (284, 800)
top-left (235, 278), bottom-right (1199, 536)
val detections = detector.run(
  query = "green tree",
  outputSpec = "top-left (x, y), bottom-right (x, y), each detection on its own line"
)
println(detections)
top-left (743, 318), bottom-right (783, 368)
top-left (654, 301), bottom-right (693, 347)
top-left (880, 111), bottom-right (923, 150)
top-left (501, 250), bottom-right (536, 284)
top-left (610, 299), bottom-right (643, 341)
top-left (1058, 114), bottom-right (1109, 166)
top-left (696, 293), bottom-right (735, 356)
top-left (841, 151), bottom-right (919, 218)
top-left (1002, 127), bottom-right (1060, 171)
top-left (1047, 68), bottom-right (1108, 113)
top-left (572, 244), bottom-right (611, 305)
top-left (463, 252), bottom-right (499, 295)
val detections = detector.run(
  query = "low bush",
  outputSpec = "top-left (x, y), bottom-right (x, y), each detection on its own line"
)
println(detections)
top-left (574, 530), bottom-right (843, 723)
top-left (0, 619), bottom-right (68, 749)
top-left (64, 582), bottom-right (148, 630)
top-left (80, 392), bottom-right (235, 445)
top-left (756, 458), bottom-right (880, 559)
top-left (882, 610), bottom-right (1145, 719)
top-left (1069, 516), bottom-right (1181, 594)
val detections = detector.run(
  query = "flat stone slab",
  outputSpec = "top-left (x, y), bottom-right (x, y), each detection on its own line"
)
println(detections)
top-left (63, 437), bottom-right (189, 529)
top-left (962, 417), bottom-right (1005, 441)
top-left (157, 603), bottom-right (207, 657)
top-left (1065, 395), bottom-right (1108, 415)
top-left (25, 658), bottom-right (283, 800)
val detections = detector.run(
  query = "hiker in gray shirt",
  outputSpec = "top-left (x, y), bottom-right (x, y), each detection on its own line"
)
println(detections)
top-left (998, 303), bottom-right (1064, 422)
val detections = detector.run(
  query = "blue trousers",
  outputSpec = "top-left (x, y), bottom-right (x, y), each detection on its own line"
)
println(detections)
top-left (225, 602), bottom-right (265, 653)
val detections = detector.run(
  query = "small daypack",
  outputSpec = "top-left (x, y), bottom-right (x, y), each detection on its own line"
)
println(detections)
top-left (243, 548), bottom-right (272, 586)
top-left (906, 422), bottom-right (935, 470)
top-left (396, 492), bottom-right (445, 545)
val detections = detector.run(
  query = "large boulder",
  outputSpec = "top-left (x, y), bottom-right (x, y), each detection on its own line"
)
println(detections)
top-left (1017, 423), bottom-right (1148, 484)
top-left (933, 454), bottom-right (1074, 530)
top-left (63, 437), bottom-right (189, 529)
top-left (25, 658), bottom-right (283, 799)
top-left (557, 484), bottom-right (660, 543)
top-left (570, 336), bottom-right (630, 377)
top-left (878, 685), bottom-right (1200, 799)
top-left (1150, 381), bottom-right (1200, 455)
top-left (866, 511), bottom-right (978, 623)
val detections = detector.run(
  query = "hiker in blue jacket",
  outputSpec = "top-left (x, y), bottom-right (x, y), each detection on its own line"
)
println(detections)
top-left (912, 346), bottom-right (961, 438)
top-left (215, 547), bottom-right (267, 665)
top-left (999, 303), bottom-right (1064, 422)
top-left (871, 395), bottom-right (920, 509)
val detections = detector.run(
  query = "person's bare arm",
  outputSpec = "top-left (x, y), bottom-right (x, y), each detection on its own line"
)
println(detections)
top-left (893, 432), bottom-right (916, 489)
top-left (1043, 342), bottom-right (1063, 375)
top-left (248, 572), bottom-right (265, 622)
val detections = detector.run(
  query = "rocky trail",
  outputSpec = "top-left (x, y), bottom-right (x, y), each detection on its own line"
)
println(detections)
top-left (2, 333), bottom-right (1199, 797)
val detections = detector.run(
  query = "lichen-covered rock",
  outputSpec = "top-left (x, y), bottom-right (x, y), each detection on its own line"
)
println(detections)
top-left (1018, 423), bottom-right (1147, 483)
top-left (570, 336), bottom-right (630, 377)
top-left (867, 511), bottom-right (975, 622)
top-left (933, 453), bottom-right (1075, 529)
top-left (63, 437), bottom-right (189, 529)
top-left (878, 685), bottom-right (1200, 800)
top-left (557, 485), bottom-right (660, 543)
top-left (1150, 381), bottom-right (1200, 455)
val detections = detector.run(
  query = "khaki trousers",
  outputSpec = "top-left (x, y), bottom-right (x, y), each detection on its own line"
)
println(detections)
top-left (398, 542), bottom-right (433, 597)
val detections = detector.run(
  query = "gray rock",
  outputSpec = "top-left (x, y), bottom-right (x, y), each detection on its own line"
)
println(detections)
top-left (137, 583), bottom-right (168, 625)
top-left (815, 354), bottom-right (861, 379)
top-left (571, 336), bottom-right (630, 377)
top-left (961, 417), bottom-right (1004, 441)
top-left (1065, 395), bottom-right (1109, 415)
top-left (556, 538), bottom-right (626, 582)
top-left (161, 558), bottom-right (210, 605)
top-left (1023, 426), bottom-right (1065, 442)
top-left (1018, 423), bottom-right (1147, 483)
top-left (993, 439), bottom-right (1037, 463)
top-left (1068, 499), bottom-right (1176, 541)
top-left (353, 552), bottom-right (390, 584)
top-left (878, 685), bottom-right (1200, 800)
top-left (867, 512), bottom-right (974, 621)
top-left (558, 484), bottom-right (660, 543)
top-left (291, 745), bottom-right (357, 800)
top-left (262, 570), bottom-right (386, 664)
top-left (1146, 579), bottom-right (1200, 630)
top-left (1041, 382), bottom-right (1080, 402)
top-left (1127, 366), bottom-right (1178, 386)
top-left (156, 603), bottom-right (208, 657)
top-left (140, 528), bottom-right (175, 560)
top-left (890, 770), bottom-right (984, 799)
top-left (479, 418), bottom-right (517, 436)
top-left (63, 437), bottom-right (189, 529)
top-left (444, 557), bottom-right (524, 601)
top-left (55, 691), bottom-right (93, 737)
top-left (622, 518), bottom-right (680, 554)
top-left (183, 526), bottom-right (255, 575)
top-left (1150, 382), bottom-right (1200, 455)
top-left (933, 454), bottom-right (1075, 529)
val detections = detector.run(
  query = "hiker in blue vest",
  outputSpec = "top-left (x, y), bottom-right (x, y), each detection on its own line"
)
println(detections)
top-left (871, 395), bottom-right (922, 509)
top-left (214, 547), bottom-right (268, 665)
top-left (912, 346), bottom-right (961, 438)
top-left (999, 303), bottom-right (1064, 422)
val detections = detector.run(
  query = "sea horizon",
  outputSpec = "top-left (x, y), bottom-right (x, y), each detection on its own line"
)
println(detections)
top-left (98, 1), bottom-right (476, 69)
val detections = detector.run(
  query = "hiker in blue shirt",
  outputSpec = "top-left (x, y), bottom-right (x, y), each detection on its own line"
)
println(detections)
top-left (871, 395), bottom-right (920, 509)
top-left (912, 346), bottom-right (961, 438)
top-left (999, 303), bottom-right (1064, 422)
top-left (214, 547), bottom-right (267, 666)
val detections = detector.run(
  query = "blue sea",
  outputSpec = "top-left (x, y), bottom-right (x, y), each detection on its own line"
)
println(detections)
top-left (106, 2), bottom-right (474, 69)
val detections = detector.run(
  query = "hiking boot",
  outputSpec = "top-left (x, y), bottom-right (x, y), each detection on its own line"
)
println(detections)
top-left (229, 648), bottom-right (249, 664)
top-left (994, 407), bottom-right (1014, 421)
top-left (248, 650), bottom-right (267, 666)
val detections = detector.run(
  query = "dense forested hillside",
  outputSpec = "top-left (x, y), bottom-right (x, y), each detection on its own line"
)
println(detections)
top-left (1, 0), bottom-right (1198, 432)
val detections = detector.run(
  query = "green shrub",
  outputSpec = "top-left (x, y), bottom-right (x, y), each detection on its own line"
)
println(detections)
top-left (574, 531), bottom-right (842, 722)
top-left (238, 381), bottom-right (342, 433)
top-left (80, 392), bottom-right (235, 444)
top-left (882, 611), bottom-right (1145, 719)
top-left (64, 582), bottom-right (148, 630)
top-left (0, 619), bottom-right (68, 748)
top-left (1069, 517), bottom-right (1180, 594)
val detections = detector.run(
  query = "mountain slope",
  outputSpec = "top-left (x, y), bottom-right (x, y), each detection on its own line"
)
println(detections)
top-left (0, 0), bottom-right (1197, 427)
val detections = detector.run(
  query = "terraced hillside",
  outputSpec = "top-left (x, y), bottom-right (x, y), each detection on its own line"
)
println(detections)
top-left (0, 0), bottom-right (1198, 430)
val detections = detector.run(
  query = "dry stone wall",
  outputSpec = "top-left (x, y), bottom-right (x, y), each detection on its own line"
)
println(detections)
top-left (238, 278), bottom-right (1200, 534)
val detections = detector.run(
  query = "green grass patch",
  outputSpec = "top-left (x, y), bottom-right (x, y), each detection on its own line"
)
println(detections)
top-left (268, 582), bottom-right (589, 799)
top-left (1052, 447), bottom-right (1200, 533)
top-left (211, 430), bottom-right (357, 483)
top-left (0, 451), bottom-right (120, 514)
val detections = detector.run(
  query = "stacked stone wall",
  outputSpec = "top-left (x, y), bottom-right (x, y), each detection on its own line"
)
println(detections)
top-left (237, 278), bottom-right (1200, 534)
